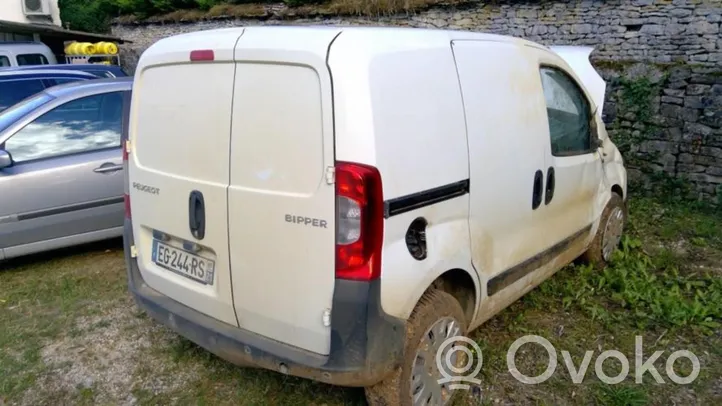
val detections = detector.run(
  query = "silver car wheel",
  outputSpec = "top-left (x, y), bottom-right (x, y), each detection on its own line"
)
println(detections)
top-left (602, 206), bottom-right (625, 261)
top-left (409, 316), bottom-right (463, 406)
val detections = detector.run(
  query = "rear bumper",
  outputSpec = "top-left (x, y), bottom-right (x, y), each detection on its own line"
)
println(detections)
top-left (123, 219), bottom-right (405, 387)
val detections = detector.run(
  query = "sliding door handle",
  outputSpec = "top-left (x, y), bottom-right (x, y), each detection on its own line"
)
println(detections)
top-left (532, 170), bottom-right (543, 210)
top-left (545, 167), bottom-right (555, 205)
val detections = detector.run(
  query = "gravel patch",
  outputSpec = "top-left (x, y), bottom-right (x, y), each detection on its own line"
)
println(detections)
top-left (19, 298), bottom-right (201, 405)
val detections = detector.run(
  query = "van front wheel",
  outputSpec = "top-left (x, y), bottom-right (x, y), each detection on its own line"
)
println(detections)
top-left (581, 192), bottom-right (626, 268)
top-left (364, 289), bottom-right (470, 406)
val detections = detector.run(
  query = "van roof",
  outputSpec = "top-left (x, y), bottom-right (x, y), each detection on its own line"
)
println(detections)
top-left (145, 25), bottom-right (547, 56)
top-left (0, 42), bottom-right (51, 49)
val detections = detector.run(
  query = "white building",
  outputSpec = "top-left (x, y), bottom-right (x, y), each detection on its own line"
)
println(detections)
top-left (0, 0), bottom-right (62, 33)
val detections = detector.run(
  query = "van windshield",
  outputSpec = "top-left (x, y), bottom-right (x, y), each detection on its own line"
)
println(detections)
top-left (0, 92), bottom-right (54, 134)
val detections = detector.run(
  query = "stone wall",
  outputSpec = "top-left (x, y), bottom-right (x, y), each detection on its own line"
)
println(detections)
top-left (598, 62), bottom-right (722, 200)
top-left (111, 0), bottom-right (722, 201)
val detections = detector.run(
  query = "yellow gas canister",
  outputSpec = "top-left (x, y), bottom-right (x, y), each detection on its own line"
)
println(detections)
top-left (78, 42), bottom-right (96, 55)
top-left (95, 42), bottom-right (119, 55)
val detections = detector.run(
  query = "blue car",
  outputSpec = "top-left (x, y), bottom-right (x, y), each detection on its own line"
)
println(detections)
top-left (1, 64), bottom-right (128, 79)
top-left (0, 69), bottom-right (97, 112)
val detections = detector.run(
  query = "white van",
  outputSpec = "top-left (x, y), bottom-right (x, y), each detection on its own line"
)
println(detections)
top-left (124, 26), bottom-right (627, 405)
top-left (0, 42), bottom-right (57, 67)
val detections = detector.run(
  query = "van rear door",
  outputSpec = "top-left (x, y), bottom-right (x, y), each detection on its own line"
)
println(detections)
top-left (228, 27), bottom-right (341, 355)
top-left (128, 29), bottom-right (244, 326)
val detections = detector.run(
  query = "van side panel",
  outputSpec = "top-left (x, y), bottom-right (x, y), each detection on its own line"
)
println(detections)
top-left (329, 31), bottom-right (475, 321)
top-left (228, 27), bottom-right (340, 355)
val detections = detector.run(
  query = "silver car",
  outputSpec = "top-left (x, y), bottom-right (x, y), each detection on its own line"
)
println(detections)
top-left (0, 78), bottom-right (132, 260)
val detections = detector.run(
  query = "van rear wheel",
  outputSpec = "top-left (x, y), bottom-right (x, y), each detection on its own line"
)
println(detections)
top-left (581, 192), bottom-right (626, 268)
top-left (364, 290), bottom-right (469, 406)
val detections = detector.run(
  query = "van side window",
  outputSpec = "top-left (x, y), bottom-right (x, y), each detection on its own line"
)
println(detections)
top-left (0, 56), bottom-right (10, 67)
top-left (539, 67), bottom-right (592, 156)
top-left (4, 91), bottom-right (123, 163)
top-left (16, 54), bottom-right (49, 66)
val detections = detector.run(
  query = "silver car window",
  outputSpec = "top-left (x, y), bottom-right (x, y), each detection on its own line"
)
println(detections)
top-left (4, 91), bottom-right (123, 163)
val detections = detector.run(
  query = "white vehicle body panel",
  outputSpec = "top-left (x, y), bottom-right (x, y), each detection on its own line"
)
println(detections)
top-left (227, 27), bottom-right (340, 355)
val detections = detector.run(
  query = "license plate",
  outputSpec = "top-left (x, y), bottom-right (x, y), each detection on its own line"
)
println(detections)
top-left (151, 240), bottom-right (215, 285)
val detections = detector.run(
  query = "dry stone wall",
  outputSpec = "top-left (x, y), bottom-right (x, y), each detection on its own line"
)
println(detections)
top-left (112, 0), bottom-right (722, 201)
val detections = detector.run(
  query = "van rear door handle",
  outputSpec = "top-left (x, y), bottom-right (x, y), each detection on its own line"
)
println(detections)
top-left (93, 163), bottom-right (123, 173)
top-left (189, 190), bottom-right (206, 240)
top-left (532, 169), bottom-right (543, 210)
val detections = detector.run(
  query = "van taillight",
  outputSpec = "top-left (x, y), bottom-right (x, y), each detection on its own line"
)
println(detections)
top-left (123, 140), bottom-right (131, 219)
top-left (190, 50), bottom-right (214, 62)
top-left (335, 162), bottom-right (384, 281)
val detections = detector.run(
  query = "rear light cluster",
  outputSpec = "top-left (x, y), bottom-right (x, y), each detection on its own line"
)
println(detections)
top-left (190, 50), bottom-right (214, 62)
top-left (335, 162), bottom-right (384, 281)
top-left (123, 140), bottom-right (131, 219)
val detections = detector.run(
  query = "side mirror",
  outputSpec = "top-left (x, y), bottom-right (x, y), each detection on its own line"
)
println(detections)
top-left (0, 149), bottom-right (13, 169)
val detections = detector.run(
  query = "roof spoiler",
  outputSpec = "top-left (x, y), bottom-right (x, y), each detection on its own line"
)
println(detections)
top-left (548, 46), bottom-right (606, 118)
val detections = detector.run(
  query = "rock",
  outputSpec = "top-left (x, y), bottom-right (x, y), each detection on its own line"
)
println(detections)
top-left (640, 140), bottom-right (679, 154)
top-left (678, 153), bottom-right (695, 163)
top-left (670, 8), bottom-right (693, 18)
top-left (640, 24), bottom-right (664, 35)
top-left (669, 81), bottom-right (689, 89)
top-left (661, 103), bottom-right (682, 118)
top-left (621, 18), bottom-right (646, 26)
top-left (687, 84), bottom-right (711, 95)
top-left (687, 20), bottom-right (720, 35)
top-left (700, 146), bottom-right (722, 158)
top-left (687, 173), bottom-right (722, 184)
top-left (571, 23), bottom-right (593, 34)
top-left (667, 127), bottom-right (683, 141)
top-left (678, 163), bottom-right (707, 173)
top-left (664, 89), bottom-right (686, 97)
top-left (665, 23), bottom-right (687, 35)
top-left (685, 122), bottom-right (714, 136)
top-left (708, 53), bottom-right (722, 63)
top-left (685, 96), bottom-right (707, 109)
top-left (531, 24), bottom-right (548, 35)
top-left (661, 95), bottom-right (684, 105)
top-left (680, 108), bottom-right (701, 122)
top-left (690, 75), bottom-right (722, 85)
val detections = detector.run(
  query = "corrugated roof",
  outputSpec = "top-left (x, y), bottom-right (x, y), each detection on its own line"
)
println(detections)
top-left (0, 19), bottom-right (130, 43)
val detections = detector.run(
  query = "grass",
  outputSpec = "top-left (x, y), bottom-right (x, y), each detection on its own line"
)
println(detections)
top-left (1, 196), bottom-right (721, 405)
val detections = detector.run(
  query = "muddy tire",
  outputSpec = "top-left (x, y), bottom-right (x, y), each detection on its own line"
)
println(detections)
top-left (364, 289), bottom-right (470, 406)
top-left (581, 192), bottom-right (627, 268)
